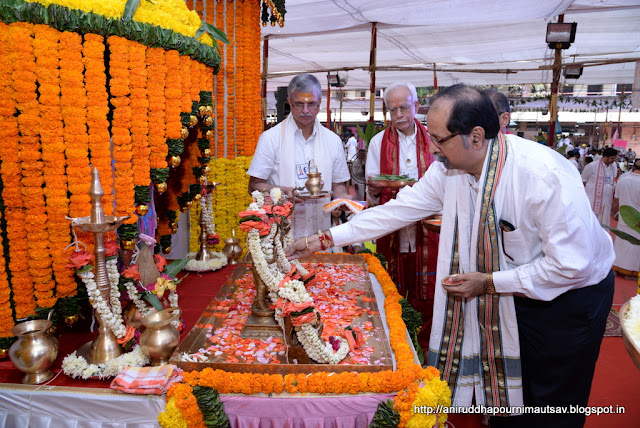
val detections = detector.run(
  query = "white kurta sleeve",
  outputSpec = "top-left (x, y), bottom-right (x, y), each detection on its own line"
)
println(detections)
top-left (331, 163), bottom-right (446, 247)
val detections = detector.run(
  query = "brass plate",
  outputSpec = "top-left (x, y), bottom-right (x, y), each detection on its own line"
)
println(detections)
top-left (297, 190), bottom-right (333, 200)
top-left (170, 254), bottom-right (394, 374)
top-left (368, 179), bottom-right (416, 189)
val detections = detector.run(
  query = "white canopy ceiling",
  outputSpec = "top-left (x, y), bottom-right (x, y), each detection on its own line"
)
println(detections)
top-left (261, 0), bottom-right (640, 92)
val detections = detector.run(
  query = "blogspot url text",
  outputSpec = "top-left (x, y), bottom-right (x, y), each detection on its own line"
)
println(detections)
top-left (414, 404), bottom-right (626, 417)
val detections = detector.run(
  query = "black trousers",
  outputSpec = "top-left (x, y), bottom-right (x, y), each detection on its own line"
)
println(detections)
top-left (490, 270), bottom-right (614, 428)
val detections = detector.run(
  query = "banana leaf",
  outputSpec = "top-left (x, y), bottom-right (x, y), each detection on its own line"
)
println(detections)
top-left (603, 205), bottom-right (640, 245)
top-left (123, 0), bottom-right (141, 22)
top-left (164, 258), bottom-right (189, 279)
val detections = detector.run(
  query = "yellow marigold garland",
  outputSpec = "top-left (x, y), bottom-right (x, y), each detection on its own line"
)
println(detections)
top-left (0, 22), bottom-right (34, 321)
top-left (25, 0), bottom-right (214, 46)
top-left (189, 156), bottom-right (252, 253)
top-left (161, 254), bottom-right (450, 427)
top-left (34, 24), bottom-right (73, 303)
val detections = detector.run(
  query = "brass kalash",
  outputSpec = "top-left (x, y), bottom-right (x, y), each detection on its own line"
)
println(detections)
top-left (241, 161), bottom-right (327, 339)
top-left (68, 168), bottom-right (129, 364)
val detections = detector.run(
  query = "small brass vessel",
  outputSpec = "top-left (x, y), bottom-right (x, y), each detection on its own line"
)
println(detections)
top-left (140, 307), bottom-right (182, 366)
top-left (304, 160), bottom-right (324, 195)
top-left (222, 229), bottom-right (243, 264)
top-left (9, 319), bottom-right (58, 384)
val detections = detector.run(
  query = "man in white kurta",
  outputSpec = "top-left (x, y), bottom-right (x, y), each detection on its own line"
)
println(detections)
top-left (248, 74), bottom-right (351, 239)
top-left (288, 84), bottom-right (614, 427)
top-left (581, 147), bottom-right (619, 227)
top-left (612, 160), bottom-right (640, 275)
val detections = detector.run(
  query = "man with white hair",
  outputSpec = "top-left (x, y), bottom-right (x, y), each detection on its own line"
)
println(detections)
top-left (247, 74), bottom-right (351, 239)
top-left (365, 81), bottom-right (438, 351)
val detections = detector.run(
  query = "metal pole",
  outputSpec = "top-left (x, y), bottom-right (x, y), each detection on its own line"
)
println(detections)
top-left (369, 22), bottom-right (377, 123)
top-left (326, 72), bottom-right (331, 129)
top-left (262, 35), bottom-right (269, 131)
top-left (547, 15), bottom-right (564, 147)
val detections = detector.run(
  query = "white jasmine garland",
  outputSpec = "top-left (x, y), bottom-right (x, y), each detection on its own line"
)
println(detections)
top-left (184, 251), bottom-right (228, 272)
top-left (625, 294), bottom-right (640, 351)
top-left (245, 188), bottom-right (347, 365)
top-left (62, 345), bottom-right (149, 379)
top-left (124, 280), bottom-right (153, 318)
top-left (77, 268), bottom-right (126, 338)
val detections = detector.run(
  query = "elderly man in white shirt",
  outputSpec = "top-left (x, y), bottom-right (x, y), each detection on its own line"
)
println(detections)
top-left (289, 84), bottom-right (614, 428)
top-left (248, 74), bottom-right (351, 239)
top-left (365, 81), bottom-right (438, 353)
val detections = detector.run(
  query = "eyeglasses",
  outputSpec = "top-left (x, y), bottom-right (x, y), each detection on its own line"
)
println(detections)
top-left (429, 132), bottom-right (460, 146)
top-left (292, 101), bottom-right (320, 110)
top-left (388, 105), bottom-right (412, 115)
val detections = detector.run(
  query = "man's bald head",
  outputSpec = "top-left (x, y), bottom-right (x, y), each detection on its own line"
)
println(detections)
top-left (430, 84), bottom-right (500, 140)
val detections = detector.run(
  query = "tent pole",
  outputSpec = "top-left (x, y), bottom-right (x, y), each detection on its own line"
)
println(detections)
top-left (547, 15), bottom-right (564, 148)
top-left (262, 35), bottom-right (269, 131)
top-left (327, 73), bottom-right (331, 130)
top-left (369, 22), bottom-right (377, 123)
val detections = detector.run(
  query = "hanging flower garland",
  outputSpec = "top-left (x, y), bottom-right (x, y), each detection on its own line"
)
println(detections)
top-left (0, 22), bottom-right (34, 321)
top-left (127, 38), bottom-right (151, 215)
top-left (0, 208), bottom-right (14, 338)
top-left (108, 35), bottom-right (136, 223)
top-left (83, 33), bottom-right (113, 215)
top-left (147, 47), bottom-right (168, 172)
top-left (11, 22), bottom-right (44, 317)
top-left (34, 24), bottom-right (76, 302)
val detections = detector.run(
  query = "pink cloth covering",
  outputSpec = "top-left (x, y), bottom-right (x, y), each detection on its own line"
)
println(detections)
top-left (220, 393), bottom-right (395, 428)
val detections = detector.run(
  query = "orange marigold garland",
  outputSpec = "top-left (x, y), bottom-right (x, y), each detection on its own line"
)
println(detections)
top-left (0, 24), bottom-right (17, 333)
top-left (165, 50), bottom-right (183, 141)
top-left (180, 55), bottom-right (194, 112)
top-left (83, 33), bottom-right (113, 216)
top-left (0, 22), bottom-right (34, 321)
top-left (60, 30), bottom-right (91, 218)
top-left (147, 47), bottom-right (169, 171)
top-left (107, 36), bottom-right (135, 223)
top-left (162, 254), bottom-right (450, 428)
top-left (12, 22), bottom-right (57, 311)
top-left (126, 39), bottom-right (151, 209)
top-left (0, 207), bottom-right (14, 337)
top-left (34, 24), bottom-right (75, 302)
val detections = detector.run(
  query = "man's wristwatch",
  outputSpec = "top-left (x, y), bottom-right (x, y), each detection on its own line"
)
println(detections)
top-left (486, 273), bottom-right (497, 294)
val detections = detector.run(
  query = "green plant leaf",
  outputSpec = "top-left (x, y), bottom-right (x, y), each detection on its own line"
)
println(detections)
top-left (164, 258), bottom-right (189, 278)
top-left (195, 22), bottom-right (230, 44)
top-left (142, 291), bottom-right (164, 311)
top-left (602, 225), bottom-right (640, 245)
top-left (619, 205), bottom-right (640, 234)
top-left (123, 0), bottom-right (141, 21)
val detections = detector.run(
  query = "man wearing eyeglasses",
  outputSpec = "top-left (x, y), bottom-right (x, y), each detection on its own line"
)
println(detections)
top-left (289, 84), bottom-right (614, 428)
top-left (365, 81), bottom-right (438, 353)
top-left (247, 74), bottom-right (351, 239)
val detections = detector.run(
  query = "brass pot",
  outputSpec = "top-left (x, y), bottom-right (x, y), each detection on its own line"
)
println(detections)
top-left (155, 182), bottom-right (167, 194)
top-left (170, 155), bottom-right (181, 167)
top-left (123, 301), bottom-right (156, 330)
top-left (135, 204), bottom-right (149, 216)
top-left (204, 116), bottom-right (213, 126)
top-left (202, 148), bottom-right (212, 157)
top-left (9, 319), bottom-right (58, 384)
top-left (189, 115), bottom-right (198, 127)
top-left (180, 127), bottom-right (189, 139)
top-left (222, 230), bottom-right (243, 264)
top-left (140, 307), bottom-right (182, 366)
top-left (121, 239), bottom-right (136, 251)
top-left (304, 160), bottom-right (324, 195)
